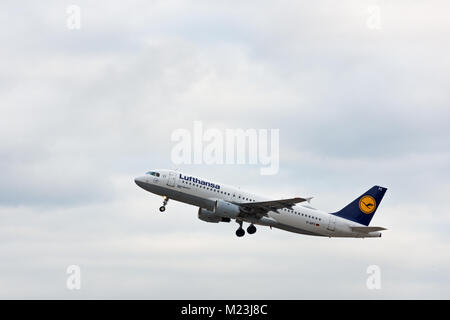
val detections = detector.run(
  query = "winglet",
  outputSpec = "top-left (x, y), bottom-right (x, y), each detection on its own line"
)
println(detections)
top-left (305, 197), bottom-right (313, 204)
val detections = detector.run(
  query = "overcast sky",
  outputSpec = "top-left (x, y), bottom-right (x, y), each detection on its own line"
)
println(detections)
top-left (1, 0), bottom-right (450, 299)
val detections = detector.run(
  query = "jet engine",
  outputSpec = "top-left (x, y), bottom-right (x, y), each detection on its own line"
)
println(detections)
top-left (214, 199), bottom-right (240, 219)
top-left (198, 208), bottom-right (222, 223)
top-left (197, 200), bottom-right (241, 223)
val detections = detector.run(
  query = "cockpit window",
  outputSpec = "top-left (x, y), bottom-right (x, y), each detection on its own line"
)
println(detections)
top-left (145, 171), bottom-right (160, 177)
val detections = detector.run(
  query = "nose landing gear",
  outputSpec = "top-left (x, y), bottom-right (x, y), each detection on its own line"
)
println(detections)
top-left (159, 197), bottom-right (169, 212)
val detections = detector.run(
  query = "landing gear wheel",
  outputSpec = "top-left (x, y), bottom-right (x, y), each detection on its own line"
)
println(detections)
top-left (159, 206), bottom-right (166, 212)
top-left (247, 224), bottom-right (257, 235)
top-left (236, 228), bottom-right (245, 237)
top-left (235, 220), bottom-right (245, 237)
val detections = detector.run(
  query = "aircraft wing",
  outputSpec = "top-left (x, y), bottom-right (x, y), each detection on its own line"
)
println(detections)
top-left (238, 197), bottom-right (312, 215)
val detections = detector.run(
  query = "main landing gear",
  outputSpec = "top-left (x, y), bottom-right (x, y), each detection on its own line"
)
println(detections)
top-left (247, 224), bottom-right (257, 235)
top-left (235, 221), bottom-right (257, 237)
top-left (159, 197), bottom-right (169, 212)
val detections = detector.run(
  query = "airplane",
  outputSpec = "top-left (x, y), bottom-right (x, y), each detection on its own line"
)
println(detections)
top-left (134, 169), bottom-right (388, 238)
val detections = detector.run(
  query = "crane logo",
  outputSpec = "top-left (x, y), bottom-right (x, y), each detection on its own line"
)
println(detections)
top-left (359, 195), bottom-right (376, 214)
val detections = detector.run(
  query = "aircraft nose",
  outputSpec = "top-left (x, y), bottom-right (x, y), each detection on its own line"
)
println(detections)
top-left (134, 176), bottom-right (146, 188)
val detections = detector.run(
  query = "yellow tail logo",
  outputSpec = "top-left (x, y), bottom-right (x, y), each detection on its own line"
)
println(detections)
top-left (359, 195), bottom-right (376, 214)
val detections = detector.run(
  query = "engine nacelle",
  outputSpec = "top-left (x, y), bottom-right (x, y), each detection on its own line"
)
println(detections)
top-left (214, 199), bottom-right (240, 219)
top-left (198, 208), bottom-right (222, 223)
top-left (198, 200), bottom-right (240, 223)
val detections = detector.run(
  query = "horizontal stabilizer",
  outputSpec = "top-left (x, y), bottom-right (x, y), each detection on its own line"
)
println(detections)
top-left (351, 226), bottom-right (387, 233)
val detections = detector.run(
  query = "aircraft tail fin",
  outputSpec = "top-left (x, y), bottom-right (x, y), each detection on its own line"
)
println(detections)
top-left (330, 186), bottom-right (387, 226)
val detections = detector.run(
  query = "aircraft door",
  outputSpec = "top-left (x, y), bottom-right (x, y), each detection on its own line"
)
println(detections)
top-left (327, 215), bottom-right (336, 231)
top-left (167, 171), bottom-right (176, 187)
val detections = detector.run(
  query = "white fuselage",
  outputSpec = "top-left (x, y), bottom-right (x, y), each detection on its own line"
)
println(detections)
top-left (134, 169), bottom-right (382, 238)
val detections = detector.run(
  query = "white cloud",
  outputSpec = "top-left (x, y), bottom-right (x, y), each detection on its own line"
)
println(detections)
top-left (0, 0), bottom-right (450, 298)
